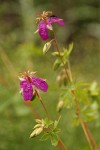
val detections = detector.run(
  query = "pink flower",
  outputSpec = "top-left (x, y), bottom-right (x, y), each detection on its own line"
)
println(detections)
top-left (38, 16), bottom-right (64, 40)
top-left (19, 71), bottom-right (48, 101)
top-left (36, 11), bottom-right (64, 40)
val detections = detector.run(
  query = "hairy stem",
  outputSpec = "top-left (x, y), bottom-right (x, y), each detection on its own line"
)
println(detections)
top-left (52, 30), bottom-right (71, 82)
top-left (36, 91), bottom-right (68, 150)
top-left (84, 122), bottom-right (98, 149)
top-left (71, 90), bottom-right (94, 150)
top-left (36, 90), bottom-right (49, 118)
top-left (58, 138), bottom-right (68, 150)
top-left (52, 30), bottom-right (98, 150)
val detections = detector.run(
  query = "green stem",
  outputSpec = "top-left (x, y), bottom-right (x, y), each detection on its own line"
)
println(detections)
top-left (52, 30), bottom-right (71, 82)
top-left (36, 90), bottom-right (68, 150)
top-left (67, 60), bottom-right (73, 82)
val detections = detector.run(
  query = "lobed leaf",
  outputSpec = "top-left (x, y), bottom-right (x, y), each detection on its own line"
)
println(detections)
top-left (54, 116), bottom-right (61, 129)
top-left (50, 133), bottom-right (59, 146)
top-left (40, 132), bottom-right (50, 141)
top-left (53, 59), bottom-right (61, 70)
top-left (67, 42), bottom-right (74, 56)
top-left (44, 118), bottom-right (53, 128)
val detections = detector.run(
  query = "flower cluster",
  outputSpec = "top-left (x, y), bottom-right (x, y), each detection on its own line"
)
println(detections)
top-left (19, 71), bottom-right (48, 101)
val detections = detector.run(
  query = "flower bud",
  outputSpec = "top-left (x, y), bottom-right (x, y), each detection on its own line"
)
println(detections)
top-left (57, 100), bottom-right (64, 112)
top-left (35, 127), bottom-right (43, 136)
top-left (56, 69), bottom-right (68, 87)
top-left (30, 127), bottom-right (43, 138)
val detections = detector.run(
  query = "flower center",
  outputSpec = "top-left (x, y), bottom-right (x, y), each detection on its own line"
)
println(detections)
top-left (26, 75), bottom-right (32, 83)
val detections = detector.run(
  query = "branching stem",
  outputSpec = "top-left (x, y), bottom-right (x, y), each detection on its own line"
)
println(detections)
top-left (71, 90), bottom-right (94, 150)
top-left (35, 90), bottom-right (68, 150)
top-left (25, 100), bottom-right (68, 150)
top-left (52, 30), bottom-right (98, 150)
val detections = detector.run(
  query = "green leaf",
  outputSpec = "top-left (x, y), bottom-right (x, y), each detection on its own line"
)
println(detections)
top-left (52, 51), bottom-right (63, 57)
top-left (43, 41), bottom-right (51, 54)
top-left (89, 81), bottom-right (99, 96)
top-left (60, 87), bottom-right (74, 109)
top-left (81, 102), bottom-right (99, 122)
top-left (57, 100), bottom-right (64, 112)
top-left (44, 118), bottom-right (53, 128)
top-left (75, 87), bottom-right (90, 105)
top-left (64, 93), bottom-right (74, 109)
top-left (40, 133), bottom-right (50, 141)
top-left (68, 42), bottom-right (74, 56)
top-left (53, 128), bottom-right (61, 134)
top-left (53, 59), bottom-right (61, 70)
top-left (50, 133), bottom-right (58, 146)
top-left (54, 116), bottom-right (61, 129)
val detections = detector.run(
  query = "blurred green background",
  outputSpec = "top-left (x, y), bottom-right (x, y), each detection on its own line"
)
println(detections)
top-left (0, 0), bottom-right (100, 150)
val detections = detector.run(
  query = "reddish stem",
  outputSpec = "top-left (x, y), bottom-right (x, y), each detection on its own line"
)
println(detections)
top-left (52, 30), bottom-right (98, 150)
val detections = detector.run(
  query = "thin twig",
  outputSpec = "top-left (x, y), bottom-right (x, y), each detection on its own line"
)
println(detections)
top-left (84, 122), bottom-right (98, 149)
top-left (36, 90), bottom-right (49, 118)
top-left (58, 138), bottom-right (68, 150)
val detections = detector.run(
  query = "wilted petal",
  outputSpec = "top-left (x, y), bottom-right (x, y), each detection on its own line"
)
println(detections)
top-left (47, 17), bottom-right (65, 26)
top-left (32, 77), bottom-right (48, 92)
top-left (38, 21), bottom-right (49, 40)
top-left (22, 83), bottom-right (33, 101)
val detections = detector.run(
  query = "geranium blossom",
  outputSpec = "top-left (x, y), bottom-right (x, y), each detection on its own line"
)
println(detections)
top-left (19, 71), bottom-right (48, 101)
top-left (36, 11), bottom-right (64, 40)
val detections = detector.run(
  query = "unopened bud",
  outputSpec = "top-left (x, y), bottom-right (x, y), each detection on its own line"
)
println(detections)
top-left (35, 127), bottom-right (43, 135)
top-left (56, 75), bottom-right (61, 86)
top-left (43, 41), bottom-right (52, 54)
top-left (57, 100), bottom-right (64, 112)
top-left (57, 69), bottom-right (69, 86)
top-left (30, 127), bottom-right (43, 138)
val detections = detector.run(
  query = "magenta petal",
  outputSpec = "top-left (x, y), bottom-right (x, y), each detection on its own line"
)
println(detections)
top-left (32, 77), bottom-right (48, 92)
top-left (22, 84), bottom-right (33, 101)
top-left (47, 17), bottom-right (64, 26)
top-left (38, 21), bottom-right (49, 40)
top-left (20, 78), bottom-right (27, 89)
